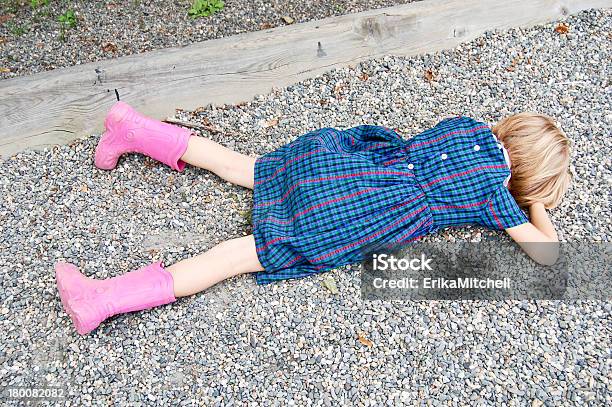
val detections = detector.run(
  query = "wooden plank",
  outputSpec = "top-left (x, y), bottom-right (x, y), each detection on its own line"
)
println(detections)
top-left (0, 0), bottom-right (610, 159)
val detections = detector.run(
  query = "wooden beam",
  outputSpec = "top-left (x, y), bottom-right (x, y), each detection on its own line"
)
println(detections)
top-left (0, 0), bottom-right (610, 159)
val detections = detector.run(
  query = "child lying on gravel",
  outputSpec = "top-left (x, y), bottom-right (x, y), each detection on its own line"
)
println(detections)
top-left (55, 102), bottom-right (571, 335)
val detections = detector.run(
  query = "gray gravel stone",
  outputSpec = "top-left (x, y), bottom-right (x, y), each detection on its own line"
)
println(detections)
top-left (0, 0), bottom-right (419, 80)
top-left (0, 8), bottom-right (610, 407)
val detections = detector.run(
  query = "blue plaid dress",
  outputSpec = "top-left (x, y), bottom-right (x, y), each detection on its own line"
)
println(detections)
top-left (252, 116), bottom-right (528, 284)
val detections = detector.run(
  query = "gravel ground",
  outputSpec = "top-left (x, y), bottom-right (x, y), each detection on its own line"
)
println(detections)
top-left (1, 8), bottom-right (611, 406)
top-left (0, 0), bottom-right (418, 80)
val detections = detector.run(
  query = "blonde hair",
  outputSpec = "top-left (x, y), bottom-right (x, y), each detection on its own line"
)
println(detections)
top-left (492, 112), bottom-right (571, 209)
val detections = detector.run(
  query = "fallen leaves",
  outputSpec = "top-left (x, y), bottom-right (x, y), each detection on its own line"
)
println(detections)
top-left (358, 72), bottom-right (369, 81)
top-left (0, 67), bottom-right (11, 73)
top-left (261, 117), bottom-right (279, 128)
top-left (357, 332), bottom-right (373, 347)
top-left (281, 16), bottom-right (294, 25)
top-left (506, 55), bottom-right (528, 72)
top-left (260, 22), bottom-right (273, 29)
top-left (424, 69), bottom-right (438, 83)
top-left (0, 14), bottom-right (13, 25)
top-left (102, 42), bottom-right (118, 53)
top-left (239, 209), bottom-right (253, 225)
top-left (143, 159), bottom-right (157, 169)
top-left (164, 116), bottom-right (247, 139)
top-left (333, 81), bottom-right (347, 99)
top-left (555, 23), bottom-right (570, 34)
top-left (79, 184), bottom-right (89, 193)
top-left (322, 275), bottom-right (339, 294)
top-left (506, 57), bottom-right (521, 72)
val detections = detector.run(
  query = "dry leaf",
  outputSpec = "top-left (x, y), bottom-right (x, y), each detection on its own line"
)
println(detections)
top-left (0, 67), bottom-right (10, 73)
top-left (0, 14), bottom-right (13, 25)
top-left (0, 37), bottom-right (7, 45)
top-left (79, 184), bottom-right (89, 193)
top-left (322, 276), bottom-right (339, 294)
top-left (281, 16), bottom-right (294, 24)
top-left (358, 72), bottom-right (369, 81)
top-left (506, 57), bottom-right (520, 72)
top-left (102, 42), bottom-right (117, 53)
top-left (357, 332), bottom-right (373, 347)
top-left (239, 209), bottom-right (253, 225)
top-left (260, 22), bottom-right (273, 29)
top-left (143, 159), bottom-right (157, 168)
top-left (319, 99), bottom-right (329, 106)
top-left (334, 82), bottom-right (346, 96)
top-left (262, 118), bottom-right (279, 128)
top-left (424, 69), bottom-right (436, 82)
top-left (555, 23), bottom-right (569, 34)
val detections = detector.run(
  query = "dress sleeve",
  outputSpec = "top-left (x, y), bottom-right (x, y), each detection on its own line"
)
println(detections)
top-left (481, 185), bottom-right (529, 230)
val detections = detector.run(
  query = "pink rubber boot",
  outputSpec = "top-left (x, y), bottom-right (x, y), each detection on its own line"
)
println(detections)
top-left (94, 101), bottom-right (192, 171)
top-left (55, 262), bottom-right (176, 335)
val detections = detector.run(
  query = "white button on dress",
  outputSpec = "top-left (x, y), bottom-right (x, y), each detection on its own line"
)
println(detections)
top-left (408, 163), bottom-right (414, 170)
top-left (441, 153), bottom-right (448, 160)
top-left (474, 145), bottom-right (480, 151)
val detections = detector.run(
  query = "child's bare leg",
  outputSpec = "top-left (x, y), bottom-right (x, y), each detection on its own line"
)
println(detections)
top-left (55, 234), bottom-right (263, 335)
top-left (180, 137), bottom-right (256, 189)
top-left (167, 234), bottom-right (263, 297)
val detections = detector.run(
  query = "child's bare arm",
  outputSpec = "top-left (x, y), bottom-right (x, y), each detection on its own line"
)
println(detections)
top-left (505, 203), bottom-right (559, 265)
top-left (526, 202), bottom-right (558, 240)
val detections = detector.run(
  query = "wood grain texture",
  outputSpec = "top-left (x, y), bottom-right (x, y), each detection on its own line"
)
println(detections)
top-left (1, 0), bottom-right (610, 159)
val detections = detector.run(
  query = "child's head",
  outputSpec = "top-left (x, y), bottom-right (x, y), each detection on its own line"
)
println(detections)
top-left (492, 112), bottom-right (571, 209)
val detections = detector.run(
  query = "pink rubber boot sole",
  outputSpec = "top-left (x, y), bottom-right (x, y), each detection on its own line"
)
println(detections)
top-left (55, 263), bottom-right (97, 335)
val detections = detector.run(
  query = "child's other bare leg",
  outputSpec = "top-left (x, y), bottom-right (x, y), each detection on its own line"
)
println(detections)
top-left (180, 137), bottom-right (256, 189)
top-left (55, 235), bottom-right (263, 335)
top-left (167, 235), bottom-right (263, 297)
